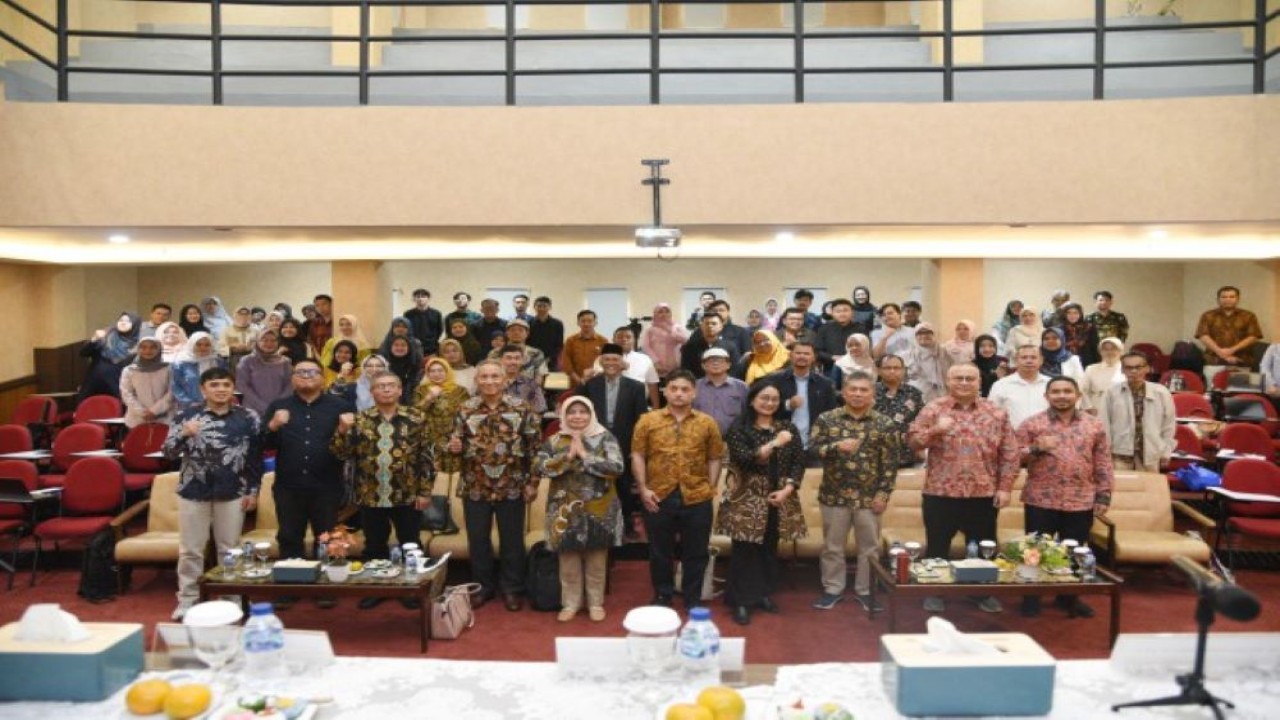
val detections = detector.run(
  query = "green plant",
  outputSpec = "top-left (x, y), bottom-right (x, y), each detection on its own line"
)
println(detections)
top-left (1001, 533), bottom-right (1072, 571)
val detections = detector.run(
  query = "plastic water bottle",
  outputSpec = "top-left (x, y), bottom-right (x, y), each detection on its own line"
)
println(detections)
top-left (242, 602), bottom-right (286, 684)
top-left (966, 540), bottom-right (979, 559)
top-left (677, 607), bottom-right (721, 690)
top-left (1079, 549), bottom-right (1098, 582)
top-left (389, 545), bottom-right (403, 569)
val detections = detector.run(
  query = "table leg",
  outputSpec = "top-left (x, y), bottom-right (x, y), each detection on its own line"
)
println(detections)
top-left (1109, 584), bottom-right (1121, 649)
top-left (420, 586), bottom-right (430, 653)
top-left (887, 592), bottom-right (898, 633)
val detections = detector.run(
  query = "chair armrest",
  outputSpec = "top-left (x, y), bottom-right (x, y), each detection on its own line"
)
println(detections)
top-left (1092, 514), bottom-right (1117, 569)
top-left (110, 498), bottom-right (150, 541)
top-left (1172, 500), bottom-right (1217, 530)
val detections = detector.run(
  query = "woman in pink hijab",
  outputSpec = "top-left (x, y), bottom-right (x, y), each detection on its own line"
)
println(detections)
top-left (942, 320), bottom-right (977, 366)
top-left (639, 303), bottom-right (688, 379)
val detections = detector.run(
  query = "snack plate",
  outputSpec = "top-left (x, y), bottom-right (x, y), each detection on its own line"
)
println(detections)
top-left (208, 699), bottom-right (318, 719)
top-left (239, 568), bottom-right (271, 579)
top-left (371, 567), bottom-right (401, 578)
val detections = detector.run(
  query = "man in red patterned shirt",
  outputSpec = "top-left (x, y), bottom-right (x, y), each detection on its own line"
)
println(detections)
top-left (1015, 376), bottom-right (1113, 618)
top-left (908, 362), bottom-right (1020, 614)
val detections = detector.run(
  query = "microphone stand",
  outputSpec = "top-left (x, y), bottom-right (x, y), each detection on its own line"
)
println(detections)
top-left (1111, 587), bottom-right (1233, 720)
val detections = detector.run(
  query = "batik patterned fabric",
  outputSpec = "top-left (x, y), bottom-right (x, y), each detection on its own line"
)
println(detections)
top-left (534, 431), bottom-right (625, 552)
top-left (165, 404), bottom-right (263, 501)
top-left (329, 405), bottom-right (434, 507)
top-left (809, 408), bottom-right (900, 508)
top-left (874, 382), bottom-right (924, 466)
top-left (1016, 410), bottom-right (1114, 512)
top-left (716, 421), bottom-right (807, 543)
top-left (908, 396), bottom-right (1021, 498)
top-left (453, 395), bottom-right (542, 502)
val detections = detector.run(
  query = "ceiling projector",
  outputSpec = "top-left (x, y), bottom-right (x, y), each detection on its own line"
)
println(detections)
top-left (635, 226), bottom-right (682, 248)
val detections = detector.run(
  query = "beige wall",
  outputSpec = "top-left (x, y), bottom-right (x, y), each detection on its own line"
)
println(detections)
top-left (0, 262), bottom-right (42, 377)
top-left (135, 262), bottom-right (332, 321)
top-left (2, 96), bottom-right (1276, 228)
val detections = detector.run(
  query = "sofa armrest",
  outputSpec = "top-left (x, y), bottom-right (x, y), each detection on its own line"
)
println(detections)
top-left (1093, 514), bottom-right (1117, 569)
top-left (110, 498), bottom-right (151, 541)
top-left (1172, 500), bottom-right (1217, 530)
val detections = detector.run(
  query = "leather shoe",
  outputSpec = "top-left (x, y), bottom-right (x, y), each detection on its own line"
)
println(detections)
top-left (503, 593), bottom-right (524, 612)
top-left (400, 597), bottom-right (421, 610)
top-left (1068, 599), bottom-right (1096, 619)
top-left (732, 606), bottom-right (751, 626)
top-left (473, 589), bottom-right (497, 609)
top-left (357, 597), bottom-right (384, 610)
top-left (651, 594), bottom-right (674, 608)
top-left (758, 597), bottom-right (780, 614)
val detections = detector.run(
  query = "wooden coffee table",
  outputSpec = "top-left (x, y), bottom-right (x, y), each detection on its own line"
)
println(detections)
top-left (198, 563), bottom-right (447, 653)
top-left (869, 561), bottom-right (1124, 649)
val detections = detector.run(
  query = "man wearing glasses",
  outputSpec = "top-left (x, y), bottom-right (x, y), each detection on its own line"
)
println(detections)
top-left (1098, 352), bottom-right (1175, 472)
top-left (263, 358), bottom-right (354, 609)
top-left (908, 363), bottom-right (1020, 615)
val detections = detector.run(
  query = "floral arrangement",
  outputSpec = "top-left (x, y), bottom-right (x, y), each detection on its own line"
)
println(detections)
top-left (318, 524), bottom-right (354, 563)
top-left (1001, 533), bottom-right (1072, 570)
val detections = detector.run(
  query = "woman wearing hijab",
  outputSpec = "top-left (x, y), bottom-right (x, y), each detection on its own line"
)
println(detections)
top-left (170, 331), bottom-right (226, 409)
top-left (991, 300), bottom-right (1024, 351)
top-left (332, 354), bottom-right (387, 411)
top-left (639, 303), bottom-right (688, 380)
top-left (905, 322), bottom-right (947, 403)
top-left (743, 330), bottom-right (790, 385)
top-left (263, 310), bottom-right (286, 335)
top-left (278, 318), bottom-right (314, 363)
top-left (832, 333), bottom-right (876, 386)
top-left (384, 336), bottom-right (423, 405)
top-left (200, 296), bottom-right (233, 339)
top-left (943, 320), bottom-right (977, 367)
top-left (1039, 327), bottom-right (1084, 381)
top-left (446, 317), bottom-right (484, 367)
top-left (414, 357), bottom-right (472, 478)
top-left (760, 298), bottom-right (782, 332)
top-left (973, 334), bottom-right (1008, 398)
top-left (119, 337), bottom-right (173, 428)
top-left (745, 309), bottom-right (765, 333)
top-left (1081, 337), bottom-right (1125, 412)
top-left (236, 329), bottom-right (293, 416)
top-left (155, 321), bottom-right (188, 364)
top-left (379, 317), bottom-right (425, 361)
top-left (1059, 302), bottom-right (1101, 368)
top-left (717, 382), bottom-right (805, 626)
top-left (1005, 306), bottom-right (1043, 350)
top-left (320, 314), bottom-right (372, 367)
top-left (323, 340), bottom-right (361, 391)
top-left (78, 311), bottom-right (141, 401)
top-left (851, 285), bottom-right (878, 335)
top-left (439, 339), bottom-right (476, 393)
top-left (177, 304), bottom-right (207, 338)
top-left (218, 306), bottom-right (259, 373)
top-left (533, 396), bottom-right (624, 623)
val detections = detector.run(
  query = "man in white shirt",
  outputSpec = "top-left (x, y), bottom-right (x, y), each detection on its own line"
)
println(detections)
top-left (613, 326), bottom-right (660, 409)
top-left (871, 303), bottom-right (917, 360)
top-left (988, 345), bottom-right (1049, 428)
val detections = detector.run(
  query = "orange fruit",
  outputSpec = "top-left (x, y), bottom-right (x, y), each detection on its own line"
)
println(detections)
top-left (163, 683), bottom-right (212, 719)
top-left (125, 678), bottom-right (172, 715)
top-left (696, 686), bottom-right (747, 720)
top-left (665, 702), bottom-right (714, 720)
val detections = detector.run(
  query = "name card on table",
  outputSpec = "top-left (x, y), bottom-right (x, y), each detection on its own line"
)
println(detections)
top-left (555, 637), bottom-right (744, 678)
top-left (153, 624), bottom-right (334, 672)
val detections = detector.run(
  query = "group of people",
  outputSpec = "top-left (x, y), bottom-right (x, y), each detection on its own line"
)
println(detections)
top-left (82, 282), bottom-right (1267, 626)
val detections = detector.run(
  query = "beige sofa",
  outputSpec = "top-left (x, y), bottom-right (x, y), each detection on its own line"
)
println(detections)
top-left (1090, 471), bottom-right (1214, 568)
top-left (113, 471), bottom-right (182, 592)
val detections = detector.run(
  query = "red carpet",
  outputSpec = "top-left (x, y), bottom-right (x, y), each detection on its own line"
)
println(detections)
top-left (2, 555), bottom-right (1277, 663)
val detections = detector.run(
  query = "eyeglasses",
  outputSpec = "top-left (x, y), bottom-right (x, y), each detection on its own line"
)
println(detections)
top-left (1121, 365), bottom-right (1148, 372)
top-left (372, 383), bottom-right (400, 390)
top-left (293, 370), bottom-right (321, 378)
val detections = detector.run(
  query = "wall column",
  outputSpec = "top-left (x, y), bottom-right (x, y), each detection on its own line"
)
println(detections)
top-left (332, 261), bottom-right (385, 338)
top-left (920, 0), bottom-right (983, 64)
top-left (935, 259), bottom-right (985, 341)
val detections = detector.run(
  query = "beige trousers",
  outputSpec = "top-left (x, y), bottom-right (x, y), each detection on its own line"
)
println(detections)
top-left (177, 497), bottom-right (245, 604)
top-left (820, 504), bottom-right (880, 596)
top-left (1111, 455), bottom-right (1156, 473)
top-left (559, 548), bottom-right (609, 611)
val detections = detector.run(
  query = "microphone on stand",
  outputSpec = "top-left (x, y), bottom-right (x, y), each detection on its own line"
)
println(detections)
top-left (1170, 555), bottom-right (1261, 622)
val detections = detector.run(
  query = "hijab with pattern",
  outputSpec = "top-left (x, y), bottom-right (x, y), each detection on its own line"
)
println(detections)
top-left (556, 395), bottom-right (607, 439)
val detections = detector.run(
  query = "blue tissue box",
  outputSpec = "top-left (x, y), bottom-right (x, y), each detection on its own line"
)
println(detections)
top-left (0, 621), bottom-right (143, 701)
top-left (272, 559), bottom-right (321, 583)
top-left (951, 559), bottom-right (999, 583)
top-left (881, 633), bottom-right (1055, 716)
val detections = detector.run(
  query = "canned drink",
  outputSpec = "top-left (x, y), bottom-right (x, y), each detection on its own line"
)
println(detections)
top-left (895, 551), bottom-right (911, 584)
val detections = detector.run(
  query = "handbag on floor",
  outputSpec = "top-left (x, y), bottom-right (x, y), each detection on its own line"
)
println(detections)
top-left (422, 474), bottom-right (459, 535)
top-left (431, 582), bottom-right (482, 640)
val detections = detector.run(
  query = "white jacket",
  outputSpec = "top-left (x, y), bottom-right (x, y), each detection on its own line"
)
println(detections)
top-left (1099, 381), bottom-right (1176, 471)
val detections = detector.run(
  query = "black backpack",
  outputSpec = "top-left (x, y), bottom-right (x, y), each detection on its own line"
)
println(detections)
top-left (77, 529), bottom-right (118, 603)
top-left (1168, 340), bottom-right (1205, 377)
top-left (526, 541), bottom-right (561, 612)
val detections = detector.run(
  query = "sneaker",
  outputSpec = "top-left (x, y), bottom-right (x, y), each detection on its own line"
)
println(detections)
top-left (811, 593), bottom-right (844, 610)
top-left (588, 606), bottom-right (606, 622)
top-left (171, 602), bottom-right (194, 621)
top-left (976, 596), bottom-right (1004, 613)
top-left (853, 594), bottom-right (884, 613)
top-left (922, 596), bottom-right (945, 613)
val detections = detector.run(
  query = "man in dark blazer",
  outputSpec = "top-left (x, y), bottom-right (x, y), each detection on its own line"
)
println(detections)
top-left (580, 343), bottom-right (650, 541)
top-left (764, 341), bottom-right (838, 455)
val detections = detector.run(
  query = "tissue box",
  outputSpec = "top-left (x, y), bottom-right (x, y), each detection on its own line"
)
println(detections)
top-left (951, 559), bottom-right (999, 583)
top-left (881, 633), bottom-right (1055, 716)
top-left (272, 559), bottom-right (321, 583)
top-left (0, 622), bottom-right (143, 701)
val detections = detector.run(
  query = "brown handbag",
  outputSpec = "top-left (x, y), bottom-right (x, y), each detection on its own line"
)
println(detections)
top-left (431, 582), bottom-right (482, 640)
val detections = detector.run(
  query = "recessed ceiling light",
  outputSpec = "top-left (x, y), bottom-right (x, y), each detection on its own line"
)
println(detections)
top-left (1148, 229), bottom-right (1169, 240)
top-left (107, 234), bottom-right (130, 244)
top-left (775, 231), bottom-right (796, 243)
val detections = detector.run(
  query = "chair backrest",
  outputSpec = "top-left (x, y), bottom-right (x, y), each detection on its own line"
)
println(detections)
top-left (50, 422), bottom-right (107, 473)
top-left (1225, 393), bottom-right (1280, 436)
top-left (1171, 393), bottom-right (1214, 419)
top-left (1104, 472), bottom-right (1174, 533)
top-left (11, 396), bottom-right (55, 426)
top-left (61, 457), bottom-right (125, 515)
top-left (1130, 343), bottom-right (1163, 360)
top-left (1173, 424), bottom-right (1201, 455)
top-left (1219, 423), bottom-right (1275, 460)
top-left (72, 394), bottom-right (124, 424)
top-left (0, 424), bottom-right (32, 454)
top-left (146, 472), bottom-right (182, 532)
top-left (1160, 370), bottom-right (1206, 394)
top-left (881, 467), bottom-right (1028, 551)
top-left (1221, 458), bottom-right (1280, 519)
top-left (0, 460), bottom-right (39, 521)
top-left (254, 472), bottom-right (279, 531)
top-left (121, 423), bottom-right (170, 472)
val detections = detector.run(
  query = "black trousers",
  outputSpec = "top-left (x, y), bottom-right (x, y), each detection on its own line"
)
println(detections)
top-left (1023, 504), bottom-right (1093, 545)
top-left (922, 494), bottom-right (998, 560)
top-left (615, 463), bottom-right (642, 519)
top-left (725, 506), bottom-right (780, 608)
top-left (359, 505), bottom-right (421, 560)
top-left (274, 484), bottom-right (343, 561)
top-left (644, 490), bottom-right (713, 602)
top-left (463, 498), bottom-right (528, 595)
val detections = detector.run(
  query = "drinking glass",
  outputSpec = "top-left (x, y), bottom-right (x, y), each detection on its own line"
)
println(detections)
top-left (904, 541), bottom-right (922, 563)
top-left (979, 540), bottom-right (997, 561)
top-left (253, 542), bottom-right (271, 571)
top-left (187, 624), bottom-right (241, 684)
top-left (220, 549), bottom-right (238, 579)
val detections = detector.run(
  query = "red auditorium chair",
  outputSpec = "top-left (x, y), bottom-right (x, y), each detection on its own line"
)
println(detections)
top-left (1218, 423), bottom-right (1275, 462)
top-left (1215, 458), bottom-right (1280, 571)
top-left (1166, 425), bottom-right (1207, 495)
top-left (120, 422), bottom-right (170, 496)
top-left (72, 395), bottom-right (124, 424)
top-left (1222, 393), bottom-right (1280, 438)
top-left (1172, 393), bottom-right (1214, 420)
top-left (29, 456), bottom-right (124, 586)
top-left (41, 422), bottom-right (107, 489)
top-left (0, 424), bottom-right (33, 455)
top-left (10, 396), bottom-right (56, 448)
top-left (1159, 370), bottom-right (1205, 394)
top-left (0, 460), bottom-right (39, 589)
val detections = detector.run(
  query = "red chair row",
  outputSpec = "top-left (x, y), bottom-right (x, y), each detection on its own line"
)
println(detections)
top-left (1215, 458), bottom-right (1280, 570)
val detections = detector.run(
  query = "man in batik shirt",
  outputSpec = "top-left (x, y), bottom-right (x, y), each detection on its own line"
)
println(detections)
top-left (1086, 290), bottom-right (1129, 345)
top-left (873, 354), bottom-right (924, 468)
top-left (449, 359), bottom-right (542, 611)
top-left (1195, 285), bottom-right (1263, 374)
